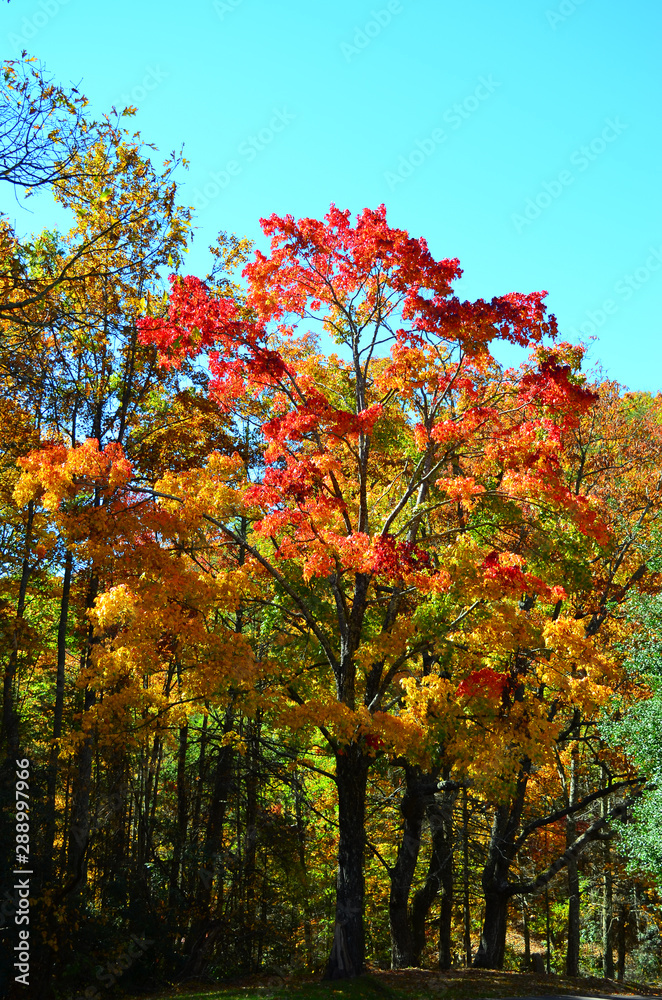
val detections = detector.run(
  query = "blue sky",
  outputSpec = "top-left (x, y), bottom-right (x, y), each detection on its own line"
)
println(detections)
top-left (3, 0), bottom-right (661, 390)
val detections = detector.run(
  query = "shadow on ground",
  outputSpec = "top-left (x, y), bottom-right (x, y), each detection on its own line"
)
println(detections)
top-left (123, 966), bottom-right (662, 1000)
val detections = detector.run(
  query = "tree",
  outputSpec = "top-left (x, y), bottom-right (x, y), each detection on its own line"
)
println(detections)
top-left (461, 379), bottom-right (662, 969)
top-left (7, 202), bottom-right (662, 988)
top-left (133, 204), bottom-right (607, 978)
top-left (1, 108), bottom-right (233, 995)
top-left (1, 54), bottom-right (90, 193)
top-left (0, 54), bottom-right (188, 332)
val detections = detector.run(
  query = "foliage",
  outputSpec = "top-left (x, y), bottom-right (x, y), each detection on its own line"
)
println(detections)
top-left (602, 593), bottom-right (662, 882)
top-left (1, 72), bottom-right (661, 988)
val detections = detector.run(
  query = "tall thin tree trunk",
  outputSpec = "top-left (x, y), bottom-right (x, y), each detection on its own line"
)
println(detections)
top-left (182, 709), bottom-right (235, 979)
top-left (65, 467), bottom-right (100, 890)
top-left (169, 722), bottom-right (188, 906)
top-left (616, 901), bottom-right (626, 981)
top-left (59, 761), bottom-right (71, 874)
top-left (323, 743), bottom-right (370, 980)
top-left (2, 501), bottom-right (34, 755)
top-left (242, 716), bottom-right (260, 971)
top-left (566, 857), bottom-right (580, 973)
top-left (44, 549), bottom-right (73, 882)
top-left (566, 748), bottom-right (580, 975)
top-left (294, 774), bottom-right (314, 970)
top-left (187, 710), bottom-right (208, 896)
top-left (389, 765), bottom-right (429, 968)
top-left (545, 883), bottom-right (551, 973)
top-left (602, 786), bottom-right (614, 979)
top-left (522, 898), bottom-right (530, 970)
top-left (66, 571), bottom-right (99, 891)
top-left (435, 797), bottom-right (455, 970)
top-left (473, 762), bottom-right (530, 969)
top-left (408, 788), bottom-right (457, 969)
top-left (602, 866), bottom-right (614, 978)
top-left (66, 686), bottom-right (96, 887)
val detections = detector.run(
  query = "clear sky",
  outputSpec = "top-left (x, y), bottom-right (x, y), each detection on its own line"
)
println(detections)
top-left (3, 0), bottom-right (661, 390)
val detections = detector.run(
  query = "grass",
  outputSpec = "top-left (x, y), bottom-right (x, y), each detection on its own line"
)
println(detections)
top-left (121, 966), bottom-right (662, 1000)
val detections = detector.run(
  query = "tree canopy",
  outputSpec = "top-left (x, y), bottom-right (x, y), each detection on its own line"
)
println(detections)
top-left (2, 70), bottom-right (662, 997)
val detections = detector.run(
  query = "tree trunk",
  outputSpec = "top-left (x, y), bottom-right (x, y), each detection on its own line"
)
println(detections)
top-left (2, 500), bottom-right (34, 756)
top-left (389, 765), bottom-right (429, 968)
top-left (66, 686), bottom-right (95, 887)
top-left (242, 716), bottom-right (260, 971)
top-left (602, 788), bottom-right (614, 979)
top-left (474, 889), bottom-right (510, 969)
top-left (522, 898), bottom-right (530, 970)
top-left (545, 884), bottom-right (551, 973)
top-left (616, 901), bottom-right (626, 981)
top-left (199, 728), bottom-right (234, 909)
top-left (473, 763), bottom-right (530, 969)
top-left (323, 743), bottom-right (369, 979)
top-left (185, 710), bottom-right (208, 898)
top-left (566, 855), bottom-right (580, 975)
top-left (434, 792), bottom-right (457, 969)
top-left (388, 767), bottom-right (457, 970)
top-left (44, 549), bottom-right (73, 883)
top-left (294, 773), bottom-right (314, 970)
top-left (181, 711), bottom-right (235, 980)
top-left (602, 858), bottom-right (614, 978)
top-left (566, 748), bottom-right (580, 976)
top-left (65, 567), bottom-right (99, 890)
top-left (437, 834), bottom-right (454, 969)
top-left (410, 789), bottom-right (456, 969)
top-left (169, 722), bottom-right (188, 907)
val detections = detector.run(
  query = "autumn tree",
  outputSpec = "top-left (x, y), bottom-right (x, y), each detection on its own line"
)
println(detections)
top-left (0, 54), bottom-right (190, 334)
top-left (0, 103), bottom-right (252, 994)
top-left (386, 378), bottom-right (662, 972)
top-left (6, 200), bottom-right (662, 988)
top-left (483, 382), bottom-right (662, 974)
top-left (131, 204), bottom-right (612, 978)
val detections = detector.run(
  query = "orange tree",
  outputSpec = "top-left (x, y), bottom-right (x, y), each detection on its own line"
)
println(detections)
top-left (376, 376), bottom-right (662, 972)
top-left (419, 375), bottom-right (662, 971)
top-left (129, 204), bottom-right (614, 977)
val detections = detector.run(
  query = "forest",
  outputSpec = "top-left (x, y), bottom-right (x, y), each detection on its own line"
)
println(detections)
top-left (1, 55), bottom-right (662, 999)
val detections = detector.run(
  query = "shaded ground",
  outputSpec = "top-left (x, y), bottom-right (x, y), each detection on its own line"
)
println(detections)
top-left (122, 967), bottom-right (662, 1000)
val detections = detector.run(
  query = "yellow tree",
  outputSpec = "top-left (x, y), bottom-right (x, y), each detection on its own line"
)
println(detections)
top-left (452, 378), bottom-right (662, 970)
